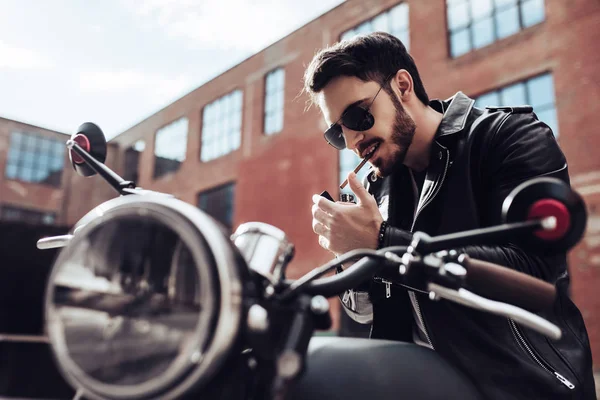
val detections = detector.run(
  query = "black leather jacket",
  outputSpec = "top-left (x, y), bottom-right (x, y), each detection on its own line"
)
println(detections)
top-left (362, 92), bottom-right (596, 399)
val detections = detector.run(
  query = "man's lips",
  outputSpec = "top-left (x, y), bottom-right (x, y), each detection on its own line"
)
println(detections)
top-left (360, 141), bottom-right (380, 159)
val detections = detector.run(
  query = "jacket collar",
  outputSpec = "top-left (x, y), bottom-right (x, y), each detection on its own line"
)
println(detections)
top-left (430, 91), bottom-right (475, 138)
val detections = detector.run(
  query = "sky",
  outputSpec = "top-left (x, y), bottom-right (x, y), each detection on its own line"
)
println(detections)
top-left (0, 0), bottom-right (345, 139)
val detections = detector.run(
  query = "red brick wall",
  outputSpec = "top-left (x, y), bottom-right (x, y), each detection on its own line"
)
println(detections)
top-left (59, 0), bottom-right (600, 362)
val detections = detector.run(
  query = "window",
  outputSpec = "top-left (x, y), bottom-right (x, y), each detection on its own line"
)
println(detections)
top-left (0, 204), bottom-right (56, 225)
top-left (474, 73), bottom-right (559, 137)
top-left (154, 118), bottom-right (188, 179)
top-left (264, 68), bottom-right (285, 135)
top-left (197, 182), bottom-right (236, 230)
top-left (5, 132), bottom-right (65, 187)
top-left (447, 0), bottom-right (546, 58)
top-left (201, 90), bottom-right (243, 162)
top-left (340, 2), bottom-right (410, 51)
top-left (339, 150), bottom-right (372, 196)
top-left (124, 140), bottom-right (145, 183)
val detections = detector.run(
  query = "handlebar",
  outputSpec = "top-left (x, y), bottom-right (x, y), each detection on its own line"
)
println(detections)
top-left (281, 246), bottom-right (561, 340)
top-left (462, 255), bottom-right (556, 312)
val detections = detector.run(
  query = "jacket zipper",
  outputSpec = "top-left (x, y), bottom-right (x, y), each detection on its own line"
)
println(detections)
top-left (404, 146), bottom-right (450, 352)
top-left (508, 319), bottom-right (575, 389)
top-left (409, 291), bottom-right (434, 349)
top-left (410, 146), bottom-right (450, 233)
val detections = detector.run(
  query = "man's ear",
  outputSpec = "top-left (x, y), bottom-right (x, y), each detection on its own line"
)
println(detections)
top-left (394, 69), bottom-right (413, 100)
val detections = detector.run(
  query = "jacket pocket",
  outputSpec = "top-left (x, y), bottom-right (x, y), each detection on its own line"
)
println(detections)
top-left (508, 318), bottom-right (576, 390)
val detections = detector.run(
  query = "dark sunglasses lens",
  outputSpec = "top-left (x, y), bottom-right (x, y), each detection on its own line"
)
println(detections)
top-left (341, 106), bottom-right (373, 131)
top-left (324, 124), bottom-right (346, 149)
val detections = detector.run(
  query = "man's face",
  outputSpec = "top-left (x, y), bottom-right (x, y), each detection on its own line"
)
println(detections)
top-left (319, 75), bottom-right (416, 177)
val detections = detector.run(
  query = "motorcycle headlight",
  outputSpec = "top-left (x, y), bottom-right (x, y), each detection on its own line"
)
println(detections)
top-left (44, 195), bottom-right (248, 400)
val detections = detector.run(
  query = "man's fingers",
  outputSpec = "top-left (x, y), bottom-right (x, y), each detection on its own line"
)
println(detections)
top-left (312, 204), bottom-right (332, 225)
top-left (318, 235), bottom-right (330, 250)
top-left (312, 194), bottom-right (339, 214)
top-left (347, 172), bottom-right (373, 205)
top-left (312, 221), bottom-right (329, 237)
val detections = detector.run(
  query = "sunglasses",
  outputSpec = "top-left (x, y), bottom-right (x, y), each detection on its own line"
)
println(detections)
top-left (323, 74), bottom-right (392, 150)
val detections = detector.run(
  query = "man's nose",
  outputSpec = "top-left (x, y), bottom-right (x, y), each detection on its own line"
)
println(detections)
top-left (342, 127), bottom-right (364, 152)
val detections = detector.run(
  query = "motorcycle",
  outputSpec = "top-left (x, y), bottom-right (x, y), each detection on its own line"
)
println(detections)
top-left (34, 122), bottom-right (587, 400)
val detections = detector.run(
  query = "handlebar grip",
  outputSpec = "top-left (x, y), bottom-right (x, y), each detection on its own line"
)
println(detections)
top-left (462, 256), bottom-right (556, 312)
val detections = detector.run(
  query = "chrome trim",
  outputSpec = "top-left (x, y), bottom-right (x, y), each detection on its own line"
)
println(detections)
top-left (45, 195), bottom-right (244, 400)
top-left (37, 235), bottom-right (73, 249)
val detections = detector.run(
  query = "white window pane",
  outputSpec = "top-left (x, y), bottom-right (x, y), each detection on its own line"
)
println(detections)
top-left (470, 0), bottom-right (493, 19)
top-left (277, 89), bottom-right (285, 109)
top-left (265, 115), bottom-right (273, 135)
top-left (355, 21), bottom-right (373, 35)
top-left (536, 108), bottom-right (559, 137)
top-left (11, 132), bottom-right (23, 147)
top-left (475, 91), bottom-right (501, 107)
top-left (501, 83), bottom-right (527, 105)
top-left (521, 0), bottom-right (545, 27)
top-left (133, 140), bottom-right (146, 152)
top-left (390, 3), bottom-right (409, 30)
top-left (341, 30), bottom-right (355, 41)
top-left (472, 17), bottom-right (494, 49)
top-left (494, 0), bottom-right (517, 7)
top-left (232, 130), bottom-right (241, 150)
top-left (34, 169), bottom-right (47, 182)
top-left (527, 74), bottom-right (554, 108)
top-left (372, 13), bottom-right (389, 33)
top-left (22, 167), bottom-right (34, 182)
top-left (51, 155), bottom-right (64, 170)
top-left (447, 1), bottom-right (470, 30)
top-left (266, 73), bottom-right (275, 92)
top-left (395, 29), bottom-right (410, 50)
top-left (275, 112), bottom-right (283, 133)
top-left (450, 29), bottom-right (471, 57)
top-left (155, 117), bottom-right (188, 162)
top-left (496, 6), bottom-right (520, 39)
top-left (5, 164), bottom-right (18, 179)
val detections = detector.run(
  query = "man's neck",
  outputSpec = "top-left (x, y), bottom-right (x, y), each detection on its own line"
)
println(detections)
top-left (404, 105), bottom-right (444, 172)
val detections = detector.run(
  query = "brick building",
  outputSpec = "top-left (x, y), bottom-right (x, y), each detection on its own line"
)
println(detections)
top-left (1, 0), bottom-right (599, 372)
top-left (0, 117), bottom-right (72, 225)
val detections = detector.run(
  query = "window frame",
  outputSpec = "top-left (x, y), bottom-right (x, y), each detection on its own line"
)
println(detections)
top-left (263, 67), bottom-right (286, 136)
top-left (472, 71), bottom-right (559, 137)
top-left (196, 181), bottom-right (236, 230)
top-left (339, 1), bottom-right (410, 49)
top-left (200, 89), bottom-right (244, 163)
top-left (445, 0), bottom-right (546, 58)
top-left (4, 131), bottom-right (66, 188)
top-left (153, 117), bottom-right (189, 179)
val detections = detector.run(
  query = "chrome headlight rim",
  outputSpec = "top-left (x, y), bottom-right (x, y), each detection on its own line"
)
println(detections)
top-left (45, 196), bottom-right (245, 400)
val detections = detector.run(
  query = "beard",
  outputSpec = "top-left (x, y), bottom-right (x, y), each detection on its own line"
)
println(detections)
top-left (372, 94), bottom-right (416, 177)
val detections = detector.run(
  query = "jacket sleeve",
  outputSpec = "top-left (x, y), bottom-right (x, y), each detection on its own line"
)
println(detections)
top-left (457, 111), bottom-right (569, 283)
top-left (379, 111), bottom-right (570, 283)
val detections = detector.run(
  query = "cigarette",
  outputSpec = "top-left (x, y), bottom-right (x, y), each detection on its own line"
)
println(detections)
top-left (339, 156), bottom-right (370, 189)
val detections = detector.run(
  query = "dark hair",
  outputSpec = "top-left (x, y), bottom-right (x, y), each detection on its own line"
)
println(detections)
top-left (303, 32), bottom-right (429, 107)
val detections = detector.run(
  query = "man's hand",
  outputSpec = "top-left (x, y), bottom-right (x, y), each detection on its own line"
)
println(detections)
top-left (312, 172), bottom-right (383, 255)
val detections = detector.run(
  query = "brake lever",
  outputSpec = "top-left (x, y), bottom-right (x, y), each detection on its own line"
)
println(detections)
top-left (427, 283), bottom-right (562, 340)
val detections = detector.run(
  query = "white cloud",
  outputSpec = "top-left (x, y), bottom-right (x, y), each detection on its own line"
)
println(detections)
top-left (0, 40), bottom-right (54, 69)
top-left (121, 0), bottom-right (345, 52)
top-left (78, 69), bottom-right (191, 102)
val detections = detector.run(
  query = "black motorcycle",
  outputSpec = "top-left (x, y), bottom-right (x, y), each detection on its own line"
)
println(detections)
top-left (33, 123), bottom-right (587, 400)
